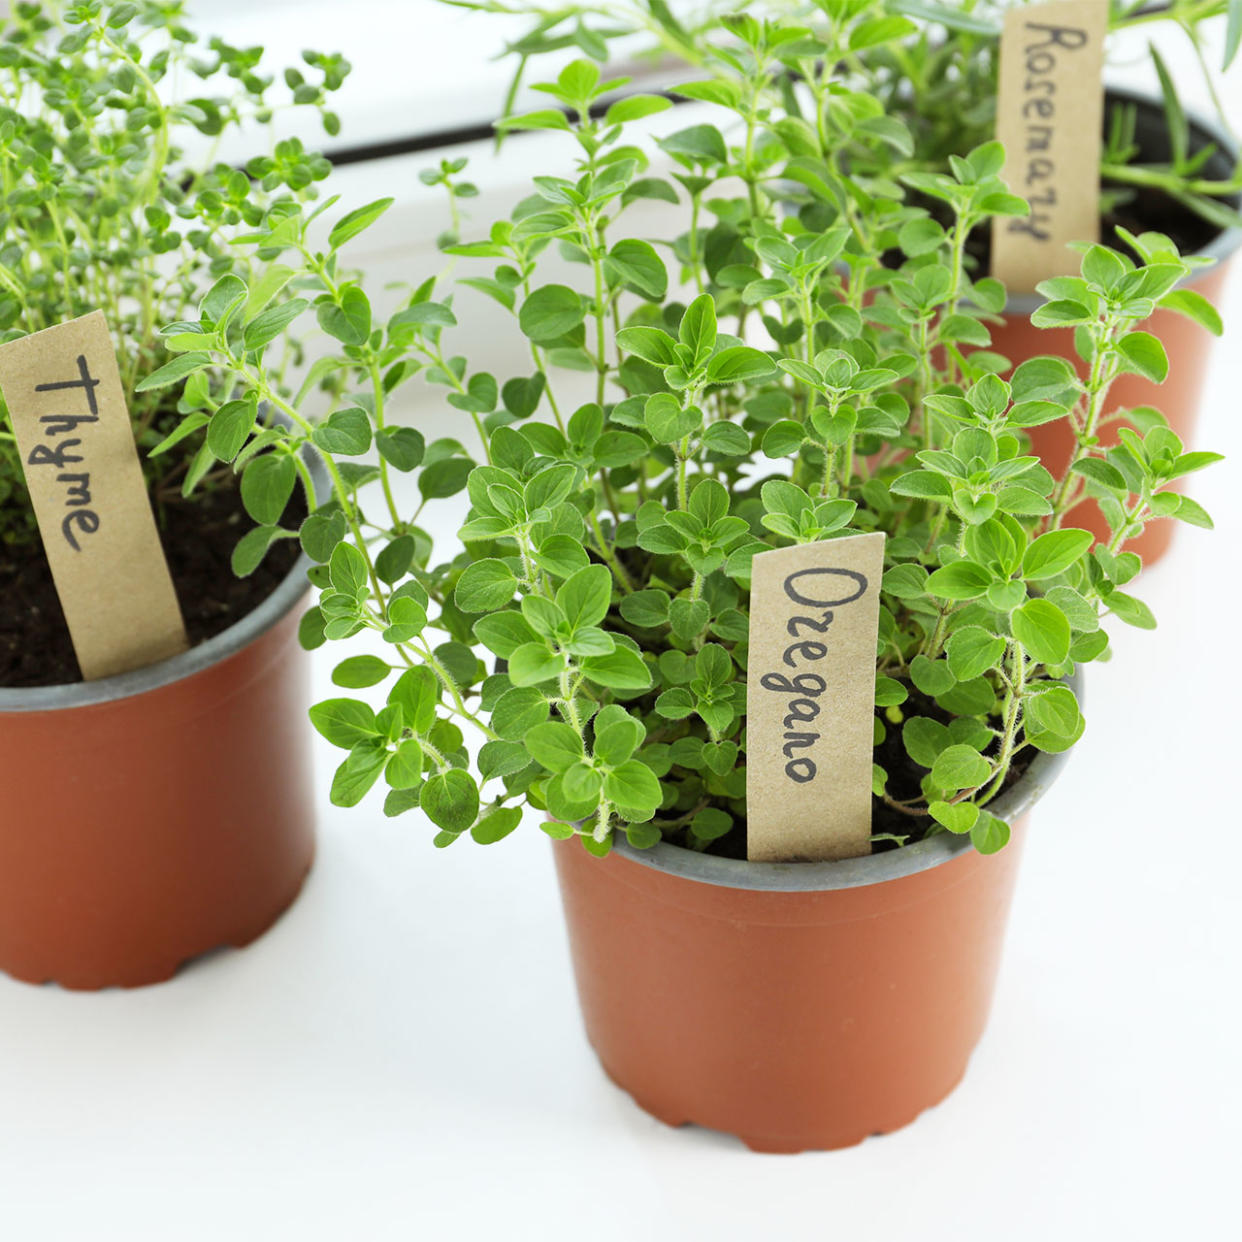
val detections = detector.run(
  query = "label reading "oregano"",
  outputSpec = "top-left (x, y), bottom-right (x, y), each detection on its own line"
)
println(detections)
top-left (746, 532), bottom-right (885, 863)
top-left (0, 311), bottom-right (188, 681)
top-left (992, 0), bottom-right (1108, 293)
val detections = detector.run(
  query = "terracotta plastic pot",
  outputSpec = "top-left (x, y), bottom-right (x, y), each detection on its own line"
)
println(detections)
top-left (0, 544), bottom-right (317, 991)
top-left (554, 737), bottom-right (1073, 1153)
top-left (988, 88), bottom-right (1241, 564)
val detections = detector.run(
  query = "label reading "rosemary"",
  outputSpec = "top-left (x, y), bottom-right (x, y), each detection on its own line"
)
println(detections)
top-left (993, 0), bottom-right (1108, 293)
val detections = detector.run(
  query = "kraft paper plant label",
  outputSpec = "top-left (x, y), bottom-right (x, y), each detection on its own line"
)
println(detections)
top-left (746, 531), bottom-right (886, 863)
top-left (0, 311), bottom-right (188, 681)
top-left (992, 0), bottom-right (1108, 292)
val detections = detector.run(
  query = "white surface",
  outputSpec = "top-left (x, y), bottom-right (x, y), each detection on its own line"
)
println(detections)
top-left (1, 6), bottom-right (1241, 1241)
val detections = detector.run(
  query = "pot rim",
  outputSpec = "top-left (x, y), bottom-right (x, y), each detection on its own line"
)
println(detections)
top-left (1002, 84), bottom-right (1242, 315)
top-left (609, 671), bottom-right (1081, 893)
top-left (0, 446), bottom-right (327, 714)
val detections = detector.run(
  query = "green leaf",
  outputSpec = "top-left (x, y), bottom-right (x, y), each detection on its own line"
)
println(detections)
top-left (509, 643), bottom-right (568, 686)
top-left (527, 721), bottom-right (584, 773)
top-left (318, 285), bottom-right (372, 346)
top-left (243, 298), bottom-right (307, 352)
top-left (616, 326), bottom-right (679, 367)
top-left (206, 399), bottom-right (257, 463)
top-left (581, 646), bottom-right (651, 690)
top-left (491, 686), bottom-right (550, 739)
top-left (970, 812), bottom-right (1010, 854)
top-left (148, 412), bottom-right (209, 458)
top-left (329, 197), bottom-right (394, 250)
top-left (135, 352), bottom-right (210, 393)
top-left (619, 590), bottom-right (670, 628)
top-left (385, 739), bottom-right (425, 789)
top-left (602, 759), bottom-right (663, 821)
top-left (909, 654), bottom-right (955, 697)
top-left (332, 655), bottom-right (390, 689)
top-left (329, 541), bottom-right (369, 596)
top-left (375, 534), bottom-right (415, 585)
top-left (534, 535), bottom-right (590, 579)
top-left (419, 457), bottom-right (473, 501)
top-left (929, 800), bottom-right (979, 835)
top-left (1116, 331), bottom-right (1169, 383)
top-left (644, 393), bottom-right (699, 442)
top-left (244, 264), bottom-right (296, 323)
top-left (890, 470), bottom-right (952, 500)
top-left (300, 511), bottom-right (347, 563)
top-left (593, 705), bottom-right (645, 765)
top-left (931, 744), bottom-right (990, 791)
top-left (519, 285), bottom-right (585, 342)
top-left (1030, 299), bottom-right (1092, 327)
top-left (200, 273), bottom-right (247, 327)
top-left (330, 742), bottom-right (388, 808)
top-left (1106, 589), bottom-right (1157, 630)
top-left (946, 626), bottom-right (1006, 681)
top-left (240, 453), bottom-right (295, 525)
top-left (231, 525), bottom-right (293, 578)
top-left (701, 423), bottom-right (750, 455)
top-left (456, 559), bottom-right (518, 612)
top-left (472, 807), bottom-right (523, 845)
top-left (478, 740), bottom-right (531, 782)
top-left (387, 666), bottom-right (438, 735)
top-left (604, 94), bottom-right (672, 126)
top-left (606, 238), bottom-right (668, 299)
top-left (473, 611), bottom-right (538, 659)
top-left (925, 561), bottom-right (992, 600)
top-left (1022, 528), bottom-right (1094, 580)
top-left (309, 698), bottom-right (379, 749)
top-left (705, 346), bottom-right (775, 385)
top-left (421, 770), bottom-right (479, 833)
top-left (678, 293), bottom-right (717, 364)
top-left (557, 563), bottom-right (612, 630)
top-left (1158, 288), bottom-right (1222, 336)
top-left (377, 427), bottom-right (426, 472)
top-left (903, 716), bottom-right (951, 768)
top-left (1012, 598), bottom-right (1071, 665)
top-left (1026, 684), bottom-right (1085, 750)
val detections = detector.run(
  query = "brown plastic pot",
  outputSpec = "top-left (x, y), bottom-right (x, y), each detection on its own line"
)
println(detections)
top-left (988, 88), bottom-right (1241, 564)
top-left (554, 735), bottom-right (1072, 1153)
top-left (0, 541), bottom-right (317, 991)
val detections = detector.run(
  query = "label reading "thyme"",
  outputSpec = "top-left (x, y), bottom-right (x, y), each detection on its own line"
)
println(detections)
top-left (0, 311), bottom-right (188, 681)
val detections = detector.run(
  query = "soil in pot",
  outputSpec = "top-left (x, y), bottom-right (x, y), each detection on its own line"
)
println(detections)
top-left (0, 471), bottom-right (304, 688)
top-left (660, 683), bottom-right (1028, 861)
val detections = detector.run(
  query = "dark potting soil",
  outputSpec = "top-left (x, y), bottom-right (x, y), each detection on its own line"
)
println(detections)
top-left (693, 684), bottom-right (1027, 861)
top-left (0, 477), bottom-right (304, 688)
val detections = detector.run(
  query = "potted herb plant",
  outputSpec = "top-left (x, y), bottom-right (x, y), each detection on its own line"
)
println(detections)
top-left (157, 14), bottom-right (1223, 1147)
top-left (465, 0), bottom-right (1241, 560)
top-left (0, 1), bottom-right (347, 989)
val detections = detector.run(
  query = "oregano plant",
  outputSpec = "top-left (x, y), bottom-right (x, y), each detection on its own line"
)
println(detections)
top-left (150, 11), bottom-right (1223, 857)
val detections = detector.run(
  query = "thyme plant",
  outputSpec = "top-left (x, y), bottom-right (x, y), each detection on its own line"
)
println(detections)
top-left (0, 0), bottom-right (347, 543)
top-left (148, 13), bottom-right (1223, 857)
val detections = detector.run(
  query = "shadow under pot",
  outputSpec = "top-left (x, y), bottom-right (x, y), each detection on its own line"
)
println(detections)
top-left (986, 87), bottom-right (1241, 565)
top-left (0, 535), bottom-right (317, 991)
top-left (553, 732), bottom-right (1074, 1153)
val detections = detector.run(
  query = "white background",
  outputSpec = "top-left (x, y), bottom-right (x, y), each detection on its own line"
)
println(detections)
top-left (1, 4), bottom-right (1240, 1240)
